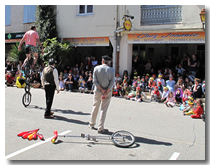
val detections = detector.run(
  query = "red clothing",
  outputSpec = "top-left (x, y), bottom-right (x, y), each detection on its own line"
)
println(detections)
top-left (153, 90), bottom-right (160, 97)
top-left (191, 106), bottom-right (204, 119)
top-left (6, 75), bottom-right (14, 83)
top-left (148, 81), bottom-right (156, 88)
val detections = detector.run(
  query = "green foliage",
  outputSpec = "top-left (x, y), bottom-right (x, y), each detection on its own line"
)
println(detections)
top-left (41, 38), bottom-right (74, 68)
top-left (8, 42), bottom-right (25, 62)
top-left (35, 5), bottom-right (58, 43)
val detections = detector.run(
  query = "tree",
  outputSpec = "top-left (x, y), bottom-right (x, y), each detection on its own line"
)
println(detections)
top-left (41, 37), bottom-right (74, 70)
top-left (35, 5), bottom-right (58, 43)
top-left (8, 42), bottom-right (25, 63)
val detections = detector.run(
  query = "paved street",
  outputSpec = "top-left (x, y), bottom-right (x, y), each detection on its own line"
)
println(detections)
top-left (5, 87), bottom-right (205, 161)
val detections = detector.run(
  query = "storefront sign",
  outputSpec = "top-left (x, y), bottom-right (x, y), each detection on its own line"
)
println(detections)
top-left (63, 37), bottom-right (109, 46)
top-left (128, 32), bottom-right (205, 44)
top-left (5, 32), bottom-right (25, 43)
top-left (124, 20), bottom-right (132, 31)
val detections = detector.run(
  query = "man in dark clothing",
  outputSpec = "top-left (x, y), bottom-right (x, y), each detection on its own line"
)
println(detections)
top-left (41, 59), bottom-right (60, 118)
top-left (188, 54), bottom-right (198, 77)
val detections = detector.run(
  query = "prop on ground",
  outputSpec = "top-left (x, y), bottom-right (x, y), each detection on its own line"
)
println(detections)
top-left (17, 129), bottom-right (44, 141)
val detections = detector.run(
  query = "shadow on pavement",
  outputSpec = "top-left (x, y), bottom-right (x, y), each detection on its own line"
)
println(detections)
top-left (27, 105), bottom-right (90, 115)
top-left (134, 136), bottom-right (172, 146)
top-left (53, 115), bottom-right (89, 125)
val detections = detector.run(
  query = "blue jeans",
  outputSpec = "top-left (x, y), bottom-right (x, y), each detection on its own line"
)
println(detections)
top-left (68, 83), bottom-right (73, 91)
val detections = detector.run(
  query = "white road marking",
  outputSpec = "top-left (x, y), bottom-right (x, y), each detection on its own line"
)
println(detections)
top-left (169, 152), bottom-right (180, 160)
top-left (5, 130), bottom-right (71, 160)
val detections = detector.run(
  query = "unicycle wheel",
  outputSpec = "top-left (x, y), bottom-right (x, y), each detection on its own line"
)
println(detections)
top-left (111, 130), bottom-right (135, 148)
top-left (22, 92), bottom-right (32, 107)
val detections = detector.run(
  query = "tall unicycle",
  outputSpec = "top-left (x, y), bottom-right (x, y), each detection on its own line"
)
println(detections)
top-left (22, 54), bottom-right (33, 107)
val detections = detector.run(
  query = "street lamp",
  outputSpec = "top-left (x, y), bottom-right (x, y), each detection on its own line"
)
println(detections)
top-left (199, 9), bottom-right (205, 31)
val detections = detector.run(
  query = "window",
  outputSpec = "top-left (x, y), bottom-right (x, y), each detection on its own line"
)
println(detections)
top-left (5, 5), bottom-right (11, 26)
top-left (79, 5), bottom-right (93, 15)
top-left (141, 5), bottom-right (182, 25)
top-left (23, 5), bottom-right (36, 23)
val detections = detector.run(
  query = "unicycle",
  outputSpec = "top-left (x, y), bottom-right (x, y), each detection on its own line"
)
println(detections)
top-left (51, 130), bottom-right (135, 148)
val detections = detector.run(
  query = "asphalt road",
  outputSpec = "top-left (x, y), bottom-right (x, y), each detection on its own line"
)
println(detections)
top-left (5, 87), bottom-right (205, 161)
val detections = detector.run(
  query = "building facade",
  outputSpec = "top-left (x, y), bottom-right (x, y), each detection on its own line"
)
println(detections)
top-left (5, 5), bottom-right (205, 78)
top-left (56, 5), bottom-right (205, 76)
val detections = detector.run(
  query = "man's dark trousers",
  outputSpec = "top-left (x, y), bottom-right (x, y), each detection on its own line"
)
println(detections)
top-left (44, 85), bottom-right (56, 116)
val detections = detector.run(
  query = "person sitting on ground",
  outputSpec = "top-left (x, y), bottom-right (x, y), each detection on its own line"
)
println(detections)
top-left (184, 77), bottom-right (193, 90)
top-left (79, 80), bottom-right (88, 93)
top-left (157, 81), bottom-right (163, 93)
top-left (135, 87), bottom-right (143, 102)
top-left (159, 87), bottom-right (169, 103)
top-left (174, 77), bottom-right (185, 92)
top-left (132, 76), bottom-right (137, 86)
top-left (16, 71), bottom-right (26, 88)
top-left (175, 88), bottom-right (183, 105)
top-left (78, 75), bottom-right (84, 88)
top-left (183, 100), bottom-right (195, 115)
top-left (190, 99), bottom-right (204, 119)
top-left (114, 73), bottom-right (122, 86)
top-left (31, 72), bottom-right (41, 88)
top-left (166, 75), bottom-right (176, 92)
top-left (147, 77), bottom-right (156, 93)
top-left (156, 74), bottom-right (165, 87)
top-left (150, 86), bottom-right (161, 102)
top-left (125, 82), bottom-right (137, 100)
top-left (5, 71), bottom-right (15, 87)
top-left (121, 74), bottom-right (129, 86)
top-left (164, 91), bottom-right (175, 107)
top-left (65, 73), bottom-right (74, 92)
top-left (113, 81), bottom-right (122, 97)
top-left (59, 75), bottom-right (65, 91)
top-left (120, 82), bottom-right (130, 98)
top-left (182, 89), bottom-right (191, 106)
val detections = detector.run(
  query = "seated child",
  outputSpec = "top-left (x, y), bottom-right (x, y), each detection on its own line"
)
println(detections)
top-left (135, 87), bottom-right (143, 102)
top-left (113, 81), bottom-right (122, 97)
top-left (132, 76), bottom-right (137, 86)
top-left (147, 77), bottom-right (156, 93)
top-left (150, 86), bottom-right (161, 102)
top-left (183, 100), bottom-right (195, 115)
top-left (159, 87), bottom-right (169, 103)
top-left (126, 82), bottom-right (137, 100)
top-left (120, 82), bottom-right (130, 98)
top-left (164, 91), bottom-right (175, 107)
top-left (190, 99), bottom-right (204, 119)
top-left (182, 89), bottom-right (191, 105)
top-left (175, 88), bottom-right (183, 105)
top-left (139, 76), bottom-right (146, 92)
top-left (59, 76), bottom-right (65, 91)
top-left (157, 81), bottom-right (163, 93)
top-left (79, 80), bottom-right (88, 93)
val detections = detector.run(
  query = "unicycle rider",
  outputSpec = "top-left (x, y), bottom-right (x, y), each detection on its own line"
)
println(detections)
top-left (18, 25), bottom-right (43, 68)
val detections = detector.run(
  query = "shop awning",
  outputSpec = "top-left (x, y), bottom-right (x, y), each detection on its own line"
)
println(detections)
top-left (128, 31), bottom-right (205, 44)
top-left (63, 37), bottom-right (109, 46)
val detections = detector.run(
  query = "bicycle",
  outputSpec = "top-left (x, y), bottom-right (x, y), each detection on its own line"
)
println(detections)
top-left (51, 130), bottom-right (135, 148)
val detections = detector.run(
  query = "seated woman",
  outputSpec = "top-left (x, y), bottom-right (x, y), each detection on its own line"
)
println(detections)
top-left (16, 71), bottom-right (26, 88)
